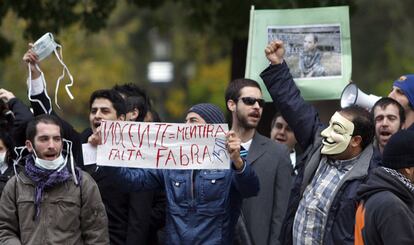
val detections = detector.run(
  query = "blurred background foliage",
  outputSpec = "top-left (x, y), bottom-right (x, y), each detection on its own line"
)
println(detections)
top-left (1, 0), bottom-right (414, 131)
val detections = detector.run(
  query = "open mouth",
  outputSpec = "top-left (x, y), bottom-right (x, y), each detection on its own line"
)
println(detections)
top-left (276, 137), bottom-right (286, 143)
top-left (94, 121), bottom-right (101, 129)
top-left (379, 131), bottom-right (392, 137)
top-left (249, 112), bottom-right (261, 119)
top-left (43, 152), bottom-right (58, 159)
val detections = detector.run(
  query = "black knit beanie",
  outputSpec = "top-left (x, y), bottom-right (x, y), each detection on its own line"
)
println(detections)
top-left (187, 103), bottom-right (225, 124)
top-left (382, 130), bottom-right (414, 170)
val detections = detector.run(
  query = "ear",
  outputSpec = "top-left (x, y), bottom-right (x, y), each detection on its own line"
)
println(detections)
top-left (350, 135), bottom-right (362, 148)
top-left (227, 99), bottom-right (237, 112)
top-left (397, 168), bottom-right (414, 182)
top-left (130, 108), bottom-right (139, 121)
top-left (25, 140), bottom-right (34, 153)
top-left (118, 114), bottom-right (126, 121)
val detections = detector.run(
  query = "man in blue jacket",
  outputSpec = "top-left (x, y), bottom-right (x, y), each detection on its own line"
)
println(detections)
top-left (261, 40), bottom-right (374, 245)
top-left (102, 103), bottom-right (260, 245)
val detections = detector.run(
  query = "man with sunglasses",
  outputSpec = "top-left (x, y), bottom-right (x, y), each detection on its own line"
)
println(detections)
top-left (225, 79), bottom-right (292, 245)
top-left (261, 40), bottom-right (375, 245)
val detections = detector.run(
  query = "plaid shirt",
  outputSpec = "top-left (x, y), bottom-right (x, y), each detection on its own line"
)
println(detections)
top-left (292, 156), bottom-right (354, 245)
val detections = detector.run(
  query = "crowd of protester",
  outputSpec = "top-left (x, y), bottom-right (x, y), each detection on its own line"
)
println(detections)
top-left (0, 39), bottom-right (413, 245)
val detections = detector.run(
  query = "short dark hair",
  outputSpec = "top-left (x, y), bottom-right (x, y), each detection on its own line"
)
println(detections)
top-left (145, 108), bottom-right (162, 122)
top-left (113, 83), bottom-right (151, 119)
top-left (271, 112), bottom-right (283, 129)
top-left (113, 83), bottom-right (148, 99)
top-left (26, 114), bottom-right (64, 144)
top-left (372, 97), bottom-right (405, 126)
top-left (89, 89), bottom-right (126, 117)
top-left (151, 110), bottom-right (161, 123)
top-left (125, 96), bottom-right (148, 122)
top-left (339, 105), bottom-right (374, 149)
top-left (224, 78), bottom-right (262, 111)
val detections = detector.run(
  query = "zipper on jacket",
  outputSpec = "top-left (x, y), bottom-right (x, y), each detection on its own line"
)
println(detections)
top-left (190, 170), bottom-right (195, 204)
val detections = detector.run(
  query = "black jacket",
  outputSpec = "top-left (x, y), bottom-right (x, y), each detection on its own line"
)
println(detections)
top-left (0, 97), bottom-right (35, 196)
top-left (355, 167), bottom-right (414, 245)
top-left (7, 97), bottom-right (34, 146)
top-left (0, 167), bottom-right (14, 196)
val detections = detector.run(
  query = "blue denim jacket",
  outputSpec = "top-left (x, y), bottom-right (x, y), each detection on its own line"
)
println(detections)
top-left (114, 162), bottom-right (259, 245)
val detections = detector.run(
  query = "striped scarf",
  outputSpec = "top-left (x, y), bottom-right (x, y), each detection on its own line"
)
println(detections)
top-left (383, 167), bottom-right (414, 193)
top-left (24, 155), bottom-right (81, 220)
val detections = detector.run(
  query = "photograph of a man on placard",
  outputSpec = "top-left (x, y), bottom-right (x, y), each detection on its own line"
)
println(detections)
top-left (268, 24), bottom-right (342, 79)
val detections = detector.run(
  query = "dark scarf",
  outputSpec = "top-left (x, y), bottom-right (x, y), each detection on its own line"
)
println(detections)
top-left (300, 50), bottom-right (322, 74)
top-left (383, 167), bottom-right (414, 193)
top-left (24, 155), bottom-right (82, 220)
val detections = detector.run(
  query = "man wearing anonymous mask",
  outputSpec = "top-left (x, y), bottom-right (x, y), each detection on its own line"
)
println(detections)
top-left (0, 114), bottom-right (109, 244)
top-left (261, 40), bottom-right (375, 245)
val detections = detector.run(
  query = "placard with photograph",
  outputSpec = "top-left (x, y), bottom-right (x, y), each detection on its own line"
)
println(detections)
top-left (246, 6), bottom-right (351, 101)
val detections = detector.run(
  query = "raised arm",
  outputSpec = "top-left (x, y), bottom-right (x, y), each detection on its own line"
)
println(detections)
top-left (23, 45), bottom-right (84, 166)
top-left (115, 167), bottom-right (164, 193)
top-left (0, 88), bottom-right (33, 146)
top-left (22, 45), bottom-right (51, 115)
top-left (260, 40), bottom-right (324, 150)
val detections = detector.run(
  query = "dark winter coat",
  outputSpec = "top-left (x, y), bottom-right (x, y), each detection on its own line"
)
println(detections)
top-left (355, 167), bottom-right (414, 244)
top-left (260, 62), bottom-right (375, 245)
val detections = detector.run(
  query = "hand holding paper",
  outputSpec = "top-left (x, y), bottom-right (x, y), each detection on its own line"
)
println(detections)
top-left (265, 40), bottom-right (285, 65)
top-left (88, 126), bottom-right (102, 146)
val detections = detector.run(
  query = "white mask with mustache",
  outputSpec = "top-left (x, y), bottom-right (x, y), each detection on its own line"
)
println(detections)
top-left (321, 112), bottom-right (354, 155)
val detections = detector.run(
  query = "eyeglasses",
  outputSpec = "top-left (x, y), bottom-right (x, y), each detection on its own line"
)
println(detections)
top-left (239, 97), bottom-right (265, 108)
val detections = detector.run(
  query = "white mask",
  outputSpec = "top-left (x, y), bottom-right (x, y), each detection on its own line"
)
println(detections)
top-left (28, 32), bottom-right (74, 113)
top-left (34, 152), bottom-right (66, 171)
top-left (321, 112), bottom-right (355, 155)
top-left (32, 33), bottom-right (58, 61)
top-left (0, 152), bottom-right (6, 166)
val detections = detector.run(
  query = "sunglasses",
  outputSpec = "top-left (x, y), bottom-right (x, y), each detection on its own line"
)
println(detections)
top-left (239, 97), bottom-right (265, 108)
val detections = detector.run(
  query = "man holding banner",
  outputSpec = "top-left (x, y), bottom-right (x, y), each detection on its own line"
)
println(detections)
top-left (100, 103), bottom-right (259, 245)
top-left (261, 40), bottom-right (374, 245)
top-left (225, 78), bottom-right (292, 245)
top-left (23, 47), bottom-right (159, 245)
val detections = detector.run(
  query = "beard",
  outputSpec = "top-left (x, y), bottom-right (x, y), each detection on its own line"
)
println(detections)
top-left (236, 111), bottom-right (260, 130)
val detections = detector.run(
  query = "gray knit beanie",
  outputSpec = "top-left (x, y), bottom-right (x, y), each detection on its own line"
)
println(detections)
top-left (187, 103), bottom-right (225, 124)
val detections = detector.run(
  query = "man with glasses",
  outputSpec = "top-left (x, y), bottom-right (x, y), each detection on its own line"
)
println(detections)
top-left (97, 103), bottom-right (260, 244)
top-left (225, 78), bottom-right (292, 245)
